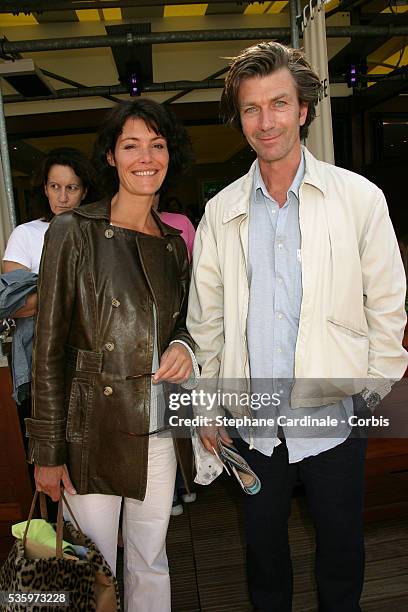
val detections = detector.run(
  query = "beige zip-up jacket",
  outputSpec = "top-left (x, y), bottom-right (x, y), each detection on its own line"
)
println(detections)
top-left (187, 147), bottom-right (407, 409)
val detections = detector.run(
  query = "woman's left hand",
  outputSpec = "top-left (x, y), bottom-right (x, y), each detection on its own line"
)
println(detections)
top-left (153, 344), bottom-right (192, 384)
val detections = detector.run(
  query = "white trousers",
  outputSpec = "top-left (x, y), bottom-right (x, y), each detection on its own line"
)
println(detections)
top-left (64, 435), bottom-right (177, 612)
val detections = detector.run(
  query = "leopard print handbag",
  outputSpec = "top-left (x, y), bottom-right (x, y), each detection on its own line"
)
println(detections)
top-left (0, 491), bottom-right (120, 611)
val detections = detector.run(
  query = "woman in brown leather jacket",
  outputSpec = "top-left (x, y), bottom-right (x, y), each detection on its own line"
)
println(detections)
top-left (26, 99), bottom-right (196, 612)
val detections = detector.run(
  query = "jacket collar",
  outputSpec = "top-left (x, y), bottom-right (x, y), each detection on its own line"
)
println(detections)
top-left (301, 146), bottom-right (326, 196)
top-left (222, 162), bottom-right (257, 224)
top-left (73, 197), bottom-right (181, 237)
top-left (222, 145), bottom-right (326, 224)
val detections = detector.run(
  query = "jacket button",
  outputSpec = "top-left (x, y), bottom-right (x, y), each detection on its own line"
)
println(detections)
top-left (111, 298), bottom-right (121, 308)
top-left (104, 342), bottom-right (115, 351)
top-left (103, 386), bottom-right (113, 396)
top-left (166, 243), bottom-right (173, 252)
top-left (105, 228), bottom-right (114, 239)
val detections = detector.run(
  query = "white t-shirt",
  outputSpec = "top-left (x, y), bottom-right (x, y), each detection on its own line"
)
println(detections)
top-left (3, 219), bottom-right (49, 274)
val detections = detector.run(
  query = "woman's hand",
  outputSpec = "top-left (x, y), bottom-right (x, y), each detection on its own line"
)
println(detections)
top-left (153, 343), bottom-right (192, 384)
top-left (34, 464), bottom-right (76, 502)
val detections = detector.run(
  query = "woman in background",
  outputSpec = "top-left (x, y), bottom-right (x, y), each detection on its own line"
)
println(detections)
top-left (2, 148), bottom-right (99, 458)
top-left (3, 147), bottom-right (98, 278)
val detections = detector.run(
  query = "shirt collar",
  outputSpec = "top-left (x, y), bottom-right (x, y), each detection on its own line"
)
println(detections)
top-left (254, 151), bottom-right (305, 203)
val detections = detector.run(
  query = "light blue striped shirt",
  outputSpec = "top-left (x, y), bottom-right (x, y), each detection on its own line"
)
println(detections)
top-left (241, 155), bottom-right (352, 462)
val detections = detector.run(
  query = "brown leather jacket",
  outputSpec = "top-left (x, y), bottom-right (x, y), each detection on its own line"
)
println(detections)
top-left (26, 199), bottom-right (195, 500)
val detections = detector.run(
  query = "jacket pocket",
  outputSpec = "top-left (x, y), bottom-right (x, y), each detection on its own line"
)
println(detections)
top-left (327, 318), bottom-right (368, 339)
top-left (326, 317), bottom-right (369, 378)
top-left (66, 378), bottom-right (94, 443)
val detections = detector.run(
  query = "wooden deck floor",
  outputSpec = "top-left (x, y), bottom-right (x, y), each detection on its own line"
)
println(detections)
top-left (162, 474), bottom-right (408, 612)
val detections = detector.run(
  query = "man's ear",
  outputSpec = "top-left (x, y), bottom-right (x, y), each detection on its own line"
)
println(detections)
top-left (299, 102), bottom-right (308, 127)
top-left (107, 151), bottom-right (115, 167)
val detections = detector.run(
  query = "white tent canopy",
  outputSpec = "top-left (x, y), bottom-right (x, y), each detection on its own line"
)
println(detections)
top-left (303, 0), bottom-right (335, 165)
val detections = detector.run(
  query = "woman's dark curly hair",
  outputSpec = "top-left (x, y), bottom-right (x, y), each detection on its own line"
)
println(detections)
top-left (93, 98), bottom-right (193, 196)
top-left (31, 147), bottom-right (100, 221)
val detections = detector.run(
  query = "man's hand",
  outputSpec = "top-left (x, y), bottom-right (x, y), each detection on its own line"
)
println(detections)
top-left (153, 343), bottom-right (192, 384)
top-left (199, 424), bottom-right (233, 455)
top-left (34, 464), bottom-right (76, 502)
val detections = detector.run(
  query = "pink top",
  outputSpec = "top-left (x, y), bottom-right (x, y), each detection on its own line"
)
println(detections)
top-left (160, 212), bottom-right (196, 261)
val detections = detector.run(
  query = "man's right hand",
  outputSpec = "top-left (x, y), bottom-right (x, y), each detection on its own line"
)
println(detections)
top-left (34, 464), bottom-right (76, 501)
top-left (198, 424), bottom-right (233, 454)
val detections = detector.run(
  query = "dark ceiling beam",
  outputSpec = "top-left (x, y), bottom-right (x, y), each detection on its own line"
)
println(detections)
top-left (0, 41), bottom-right (121, 104)
top-left (361, 14), bottom-right (408, 25)
top-left (358, 0), bottom-right (392, 13)
top-left (3, 79), bottom-right (225, 103)
top-left (326, 0), bottom-right (385, 18)
top-left (5, 102), bottom-right (221, 136)
top-left (329, 36), bottom-right (390, 76)
top-left (40, 69), bottom-right (122, 104)
top-left (0, 29), bottom-right (289, 54)
top-left (353, 67), bottom-right (408, 110)
top-left (0, 0), bottom-right (246, 12)
top-left (328, 14), bottom-right (408, 77)
top-left (2, 26), bottom-right (408, 55)
top-left (3, 73), bottom-right (404, 103)
top-left (164, 66), bottom-right (228, 105)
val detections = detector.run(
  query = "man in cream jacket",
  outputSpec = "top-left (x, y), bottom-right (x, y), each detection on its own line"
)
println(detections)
top-left (187, 42), bottom-right (407, 612)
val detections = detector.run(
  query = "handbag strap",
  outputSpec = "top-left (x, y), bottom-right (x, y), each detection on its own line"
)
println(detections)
top-left (55, 497), bottom-right (64, 559)
top-left (22, 488), bottom-right (85, 559)
top-left (60, 490), bottom-right (83, 534)
top-left (22, 491), bottom-right (50, 547)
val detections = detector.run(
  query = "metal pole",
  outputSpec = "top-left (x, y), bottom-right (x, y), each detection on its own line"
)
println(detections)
top-left (1, 0), bottom-right (252, 11)
top-left (164, 66), bottom-right (228, 104)
top-left (3, 73), bottom-right (404, 103)
top-left (0, 29), bottom-right (290, 54)
top-left (326, 25), bottom-right (408, 37)
top-left (40, 69), bottom-right (122, 104)
top-left (0, 83), bottom-right (16, 230)
top-left (290, 0), bottom-right (300, 48)
top-left (2, 26), bottom-right (408, 55)
top-left (3, 80), bottom-right (226, 103)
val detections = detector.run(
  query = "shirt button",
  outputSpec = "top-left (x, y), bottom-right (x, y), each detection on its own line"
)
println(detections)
top-left (277, 244), bottom-right (283, 249)
top-left (277, 278), bottom-right (283, 284)
top-left (277, 313), bottom-right (283, 319)
top-left (277, 347), bottom-right (282, 353)
top-left (105, 228), bottom-right (114, 239)
top-left (103, 386), bottom-right (113, 396)
top-left (104, 342), bottom-right (115, 351)
top-left (111, 298), bottom-right (121, 308)
top-left (271, 210), bottom-right (276, 214)
top-left (166, 243), bottom-right (173, 252)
